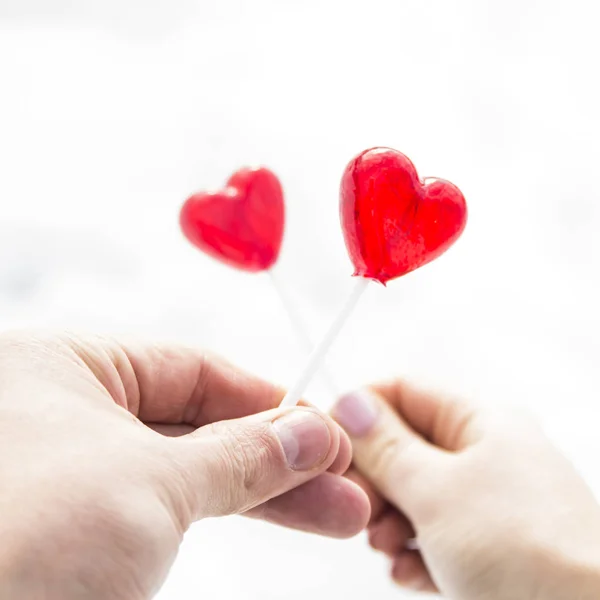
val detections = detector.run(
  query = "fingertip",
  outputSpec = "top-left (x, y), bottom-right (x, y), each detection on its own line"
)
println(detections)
top-left (272, 408), bottom-right (336, 472)
top-left (367, 511), bottom-right (413, 557)
top-left (344, 468), bottom-right (387, 523)
top-left (248, 473), bottom-right (371, 539)
top-left (338, 477), bottom-right (372, 538)
top-left (391, 551), bottom-right (437, 593)
top-left (332, 389), bottom-right (380, 438)
top-left (328, 425), bottom-right (353, 475)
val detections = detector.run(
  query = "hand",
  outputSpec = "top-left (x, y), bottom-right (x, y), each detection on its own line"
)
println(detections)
top-left (333, 382), bottom-right (600, 599)
top-left (0, 332), bottom-right (370, 600)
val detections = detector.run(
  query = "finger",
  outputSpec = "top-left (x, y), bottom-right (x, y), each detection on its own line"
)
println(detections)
top-left (391, 550), bottom-right (438, 593)
top-left (328, 427), bottom-right (352, 475)
top-left (368, 510), bottom-right (414, 557)
top-left (64, 335), bottom-right (349, 459)
top-left (117, 342), bottom-right (285, 425)
top-left (344, 467), bottom-right (387, 523)
top-left (332, 389), bottom-right (441, 514)
top-left (113, 341), bottom-right (353, 446)
top-left (150, 418), bottom-right (351, 476)
top-left (60, 334), bottom-right (287, 425)
top-left (372, 380), bottom-right (482, 450)
top-left (163, 407), bottom-right (347, 521)
top-left (245, 472), bottom-right (370, 539)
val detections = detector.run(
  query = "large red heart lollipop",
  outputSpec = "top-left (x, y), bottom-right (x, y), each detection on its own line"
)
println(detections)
top-left (340, 147), bottom-right (467, 284)
top-left (180, 167), bottom-right (285, 272)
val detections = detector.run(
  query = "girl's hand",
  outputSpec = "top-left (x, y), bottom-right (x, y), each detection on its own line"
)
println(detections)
top-left (334, 382), bottom-right (600, 598)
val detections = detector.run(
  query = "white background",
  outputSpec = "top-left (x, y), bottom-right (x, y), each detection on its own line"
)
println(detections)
top-left (1, 1), bottom-right (600, 598)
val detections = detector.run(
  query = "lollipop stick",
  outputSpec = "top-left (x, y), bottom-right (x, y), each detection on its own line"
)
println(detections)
top-left (267, 269), bottom-right (338, 398)
top-left (280, 277), bottom-right (370, 408)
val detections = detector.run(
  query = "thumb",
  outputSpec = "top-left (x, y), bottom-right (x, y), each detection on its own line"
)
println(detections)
top-left (163, 407), bottom-right (342, 521)
top-left (332, 389), bottom-right (443, 517)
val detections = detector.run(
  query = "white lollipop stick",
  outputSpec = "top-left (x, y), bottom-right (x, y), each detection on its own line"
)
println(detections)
top-left (267, 269), bottom-right (338, 399)
top-left (280, 277), bottom-right (371, 408)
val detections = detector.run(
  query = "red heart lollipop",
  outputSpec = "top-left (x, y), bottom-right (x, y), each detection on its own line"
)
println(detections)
top-left (180, 167), bottom-right (285, 272)
top-left (340, 147), bottom-right (467, 284)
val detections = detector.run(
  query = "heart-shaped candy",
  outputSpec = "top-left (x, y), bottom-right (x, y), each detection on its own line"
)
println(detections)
top-left (340, 147), bottom-right (467, 284)
top-left (180, 167), bottom-right (285, 272)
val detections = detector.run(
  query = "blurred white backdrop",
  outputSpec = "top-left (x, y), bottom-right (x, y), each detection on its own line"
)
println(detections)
top-left (2, 0), bottom-right (600, 597)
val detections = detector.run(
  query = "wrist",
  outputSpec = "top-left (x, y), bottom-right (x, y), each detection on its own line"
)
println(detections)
top-left (531, 542), bottom-right (600, 600)
top-left (0, 523), bottom-right (77, 600)
top-left (0, 533), bottom-right (31, 599)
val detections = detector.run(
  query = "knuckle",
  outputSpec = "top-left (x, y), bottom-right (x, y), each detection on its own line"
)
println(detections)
top-left (433, 397), bottom-right (477, 450)
top-left (363, 434), bottom-right (430, 505)
top-left (366, 433), bottom-right (422, 483)
top-left (364, 434), bottom-right (403, 482)
top-left (208, 421), bottom-right (279, 514)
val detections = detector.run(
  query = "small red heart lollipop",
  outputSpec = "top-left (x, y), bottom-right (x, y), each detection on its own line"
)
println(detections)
top-left (180, 167), bottom-right (285, 272)
top-left (340, 147), bottom-right (467, 284)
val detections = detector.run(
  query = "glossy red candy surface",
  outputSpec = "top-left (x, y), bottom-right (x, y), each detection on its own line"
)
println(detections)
top-left (340, 148), bottom-right (467, 284)
top-left (180, 167), bottom-right (285, 272)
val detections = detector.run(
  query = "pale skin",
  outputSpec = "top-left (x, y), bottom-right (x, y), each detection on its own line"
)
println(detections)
top-left (332, 385), bottom-right (600, 598)
top-left (1, 333), bottom-right (600, 599)
top-left (0, 331), bottom-right (370, 599)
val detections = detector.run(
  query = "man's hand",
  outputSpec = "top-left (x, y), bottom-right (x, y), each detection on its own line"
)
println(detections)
top-left (0, 332), bottom-right (370, 600)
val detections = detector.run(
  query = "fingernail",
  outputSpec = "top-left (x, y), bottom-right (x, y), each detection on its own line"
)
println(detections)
top-left (333, 390), bottom-right (379, 437)
top-left (273, 410), bottom-right (332, 471)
